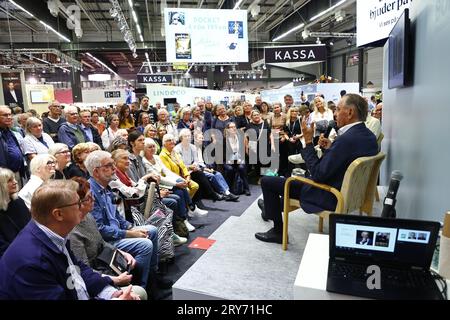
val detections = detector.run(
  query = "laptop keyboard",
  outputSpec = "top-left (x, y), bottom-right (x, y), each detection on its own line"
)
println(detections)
top-left (329, 262), bottom-right (435, 289)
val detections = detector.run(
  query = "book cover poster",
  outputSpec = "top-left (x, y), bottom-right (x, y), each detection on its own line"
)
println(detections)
top-left (228, 21), bottom-right (243, 38)
top-left (175, 33), bottom-right (192, 59)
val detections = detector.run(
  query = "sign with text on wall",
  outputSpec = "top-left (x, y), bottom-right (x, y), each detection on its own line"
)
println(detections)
top-left (164, 8), bottom-right (248, 63)
top-left (137, 74), bottom-right (173, 84)
top-left (357, 0), bottom-right (412, 47)
top-left (264, 44), bottom-right (327, 68)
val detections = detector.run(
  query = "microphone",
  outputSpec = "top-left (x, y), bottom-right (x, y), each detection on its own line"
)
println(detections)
top-left (381, 170), bottom-right (403, 218)
top-left (324, 120), bottom-right (337, 138)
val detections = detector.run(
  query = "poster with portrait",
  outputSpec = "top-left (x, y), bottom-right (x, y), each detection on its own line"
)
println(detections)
top-left (1, 72), bottom-right (24, 111)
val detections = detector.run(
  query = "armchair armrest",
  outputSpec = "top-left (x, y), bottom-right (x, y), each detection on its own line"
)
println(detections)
top-left (284, 176), bottom-right (345, 212)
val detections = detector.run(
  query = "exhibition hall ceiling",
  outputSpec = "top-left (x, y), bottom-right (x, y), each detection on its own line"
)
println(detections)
top-left (0, 0), bottom-right (356, 75)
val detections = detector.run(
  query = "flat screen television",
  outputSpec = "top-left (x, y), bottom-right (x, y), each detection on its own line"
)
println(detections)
top-left (388, 9), bottom-right (412, 89)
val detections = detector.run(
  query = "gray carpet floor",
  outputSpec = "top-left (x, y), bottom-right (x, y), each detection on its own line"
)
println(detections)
top-left (163, 184), bottom-right (262, 298)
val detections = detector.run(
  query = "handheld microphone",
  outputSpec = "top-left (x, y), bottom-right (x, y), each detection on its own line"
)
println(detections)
top-left (381, 170), bottom-right (403, 218)
top-left (324, 120), bottom-right (337, 138)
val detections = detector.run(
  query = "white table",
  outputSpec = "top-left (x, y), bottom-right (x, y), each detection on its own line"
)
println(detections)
top-left (293, 233), bottom-right (449, 300)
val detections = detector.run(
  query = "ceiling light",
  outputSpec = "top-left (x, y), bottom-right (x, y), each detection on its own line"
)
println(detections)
top-left (9, 0), bottom-right (34, 17)
top-left (139, 34), bottom-right (144, 42)
top-left (39, 21), bottom-right (71, 42)
top-left (220, 66), bottom-right (224, 72)
top-left (233, 0), bottom-right (244, 10)
top-left (137, 25), bottom-right (141, 35)
top-left (272, 23), bottom-right (305, 42)
top-left (145, 52), bottom-right (149, 59)
top-left (132, 11), bottom-right (138, 24)
top-left (316, 38), bottom-right (321, 44)
top-left (310, 0), bottom-right (347, 22)
top-left (329, 41), bottom-right (334, 46)
top-left (109, 7), bottom-right (118, 18)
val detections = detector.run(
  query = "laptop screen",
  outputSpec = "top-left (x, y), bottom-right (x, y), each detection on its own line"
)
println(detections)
top-left (329, 214), bottom-right (440, 269)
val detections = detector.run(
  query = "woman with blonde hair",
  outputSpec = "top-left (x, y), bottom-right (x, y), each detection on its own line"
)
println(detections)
top-left (48, 143), bottom-right (71, 179)
top-left (18, 154), bottom-right (57, 209)
top-left (0, 168), bottom-right (30, 258)
top-left (22, 117), bottom-right (54, 161)
top-left (66, 143), bottom-right (92, 179)
top-left (310, 96), bottom-right (333, 143)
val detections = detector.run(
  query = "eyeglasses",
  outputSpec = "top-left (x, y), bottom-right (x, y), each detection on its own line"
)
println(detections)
top-left (46, 160), bottom-right (56, 166)
top-left (57, 199), bottom-right (83, 210)
top-left (96, 162), bottom-right (115, 170)
top-left (0, 113), bottom-right (12, 118)
top-left (56, 150), bottom-right (71, 155)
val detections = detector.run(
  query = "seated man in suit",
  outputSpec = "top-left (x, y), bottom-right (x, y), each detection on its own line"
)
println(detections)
top-left (255, 94), bottom-right (379, 243)
top-left (0, 180), bottom-right (139, 300)
top-left (358, 231), bottom-right (372, 245)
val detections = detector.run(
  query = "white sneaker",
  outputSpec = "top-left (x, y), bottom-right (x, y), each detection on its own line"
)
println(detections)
top-left (188, 207), bottom-right (208, 218)
top-left (288, 154), bottom-right (305, 164)
top-left (184, 219), bottom-right (196, 232)
top-left (173, 233), bottom-right (187, 246)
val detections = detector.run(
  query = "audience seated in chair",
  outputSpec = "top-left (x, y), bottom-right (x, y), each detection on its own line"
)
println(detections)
top-left (0, 180), bottom-right (139, 300)
top-left (255, 94), bottom-right (379, 244)
top-left (0, 168), bottom-right (30, 258)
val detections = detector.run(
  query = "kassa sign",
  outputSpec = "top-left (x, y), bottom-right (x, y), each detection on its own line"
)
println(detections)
top-left (137, 74), bottom-right (173, 84)
top-left (264, 45), bottom-right (327, 64)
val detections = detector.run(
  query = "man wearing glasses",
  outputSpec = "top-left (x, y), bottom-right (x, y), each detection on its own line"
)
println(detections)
top-left (43, 100), bottom-right (66, 142)
top-left (85, 151), bottom-right (165, 295)
top-left (0, 180), bottom-right (139, 300)
top-left (0, 105), bottom-right (27, 188)
top-left (57, 106), bottom-right (88, 150)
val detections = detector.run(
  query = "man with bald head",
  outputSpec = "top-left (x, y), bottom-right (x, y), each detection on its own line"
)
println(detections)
top-left (43, 100), bottom-right (66, 142)
top-left (57, 106), bottom-right (88, 150)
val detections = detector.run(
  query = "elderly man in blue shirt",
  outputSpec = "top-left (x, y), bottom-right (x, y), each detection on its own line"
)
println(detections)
top-left (85, 150), bottom-right (164, 293)
top-left (57, 106), bottom-right (88, 150)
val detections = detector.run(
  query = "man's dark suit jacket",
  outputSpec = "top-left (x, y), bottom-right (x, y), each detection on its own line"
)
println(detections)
top-left (299, 122), bottom-right (378, 213)
top-left (3, 89), bottom-right (23, 109)
top-left (0, 220), bottom-right (112, 300)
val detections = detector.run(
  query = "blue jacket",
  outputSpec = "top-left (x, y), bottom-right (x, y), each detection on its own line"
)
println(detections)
top-left (57, 123), bottom-right (89, 150)
top-left (0, 220), bottom-right (112, 300)
top-left (89, 178), bottom-right (132, 242)
top-left (0, 128), bottom-right (26, 177)
top-left (299, 123), bottom-right (378, 213)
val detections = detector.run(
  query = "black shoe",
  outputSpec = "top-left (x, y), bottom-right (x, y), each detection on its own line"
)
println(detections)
top-left (224, 193), bottom-right (239, 201)
top-left (255, 228), bottom-right (283, 244)
top-left (245, 190), bottom-right (251, 196)
top-left (195, 200), bottom-right (207, 210)
top-left (212, 192), bottom-right (224, 201)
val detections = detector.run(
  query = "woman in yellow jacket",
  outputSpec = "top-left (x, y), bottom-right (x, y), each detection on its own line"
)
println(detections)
top-left (159, 134), bottom-right (199, 200)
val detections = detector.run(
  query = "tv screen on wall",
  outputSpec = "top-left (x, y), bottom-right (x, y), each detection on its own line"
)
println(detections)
top-left (388, 9), bottom-right (411, 89)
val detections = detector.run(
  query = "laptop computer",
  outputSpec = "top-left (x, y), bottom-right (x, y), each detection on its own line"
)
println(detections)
top-left (326, 214), bottom-right (444, 300)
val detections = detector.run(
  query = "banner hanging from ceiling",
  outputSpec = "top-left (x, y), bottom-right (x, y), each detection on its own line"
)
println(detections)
top-left (164, 8), bottom-right (249, 63)
top-left (357, 0), bottom-right (412, 47)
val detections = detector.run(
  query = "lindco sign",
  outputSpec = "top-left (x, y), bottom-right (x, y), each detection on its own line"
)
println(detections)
top-left (137, 74), bottom-right (173, 84)
top-left (264, 45), bottom-right (327, 64)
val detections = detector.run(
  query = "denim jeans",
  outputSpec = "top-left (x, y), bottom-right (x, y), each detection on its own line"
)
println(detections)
top-left (204, 171), bottom-right (230, 194)
top-left (169, 187), bottom-right (190, 218)
top-left (112, 224), bottom-right (158, 288)
top-left (162, 196), bottom-right (179, 219)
